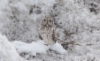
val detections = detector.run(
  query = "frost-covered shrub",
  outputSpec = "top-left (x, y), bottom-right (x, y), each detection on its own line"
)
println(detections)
top-left (0, 0), bottom-right (100, 61)
top-left (75, 0), bottom-right (100, 14)
top-left (0, 0), bottom-right (56, 42)
top-left (0, 0), bottom-right (100, 44)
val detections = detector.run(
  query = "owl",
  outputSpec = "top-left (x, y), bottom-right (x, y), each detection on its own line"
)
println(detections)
top-left (39, 16), bottom-right (57, 45)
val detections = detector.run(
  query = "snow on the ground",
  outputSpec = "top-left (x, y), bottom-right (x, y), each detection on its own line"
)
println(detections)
top-left (12, 40), bottom-right (100, 61)
top-left (0, 33), bottom-right (43, 61)
top-left (12, 40), bottom-right (48, 57)
top-left (0, 0), bottom-right (100, 61)
top-left (12, 40), bottom-right (67, 59)
top-left (49, 42), bottom-right (67, 55)
top-left (0, 33), bottom-right (24, 61)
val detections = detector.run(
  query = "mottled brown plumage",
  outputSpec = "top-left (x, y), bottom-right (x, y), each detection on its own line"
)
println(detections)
top-left (39, 16), bottom-right (57, 45)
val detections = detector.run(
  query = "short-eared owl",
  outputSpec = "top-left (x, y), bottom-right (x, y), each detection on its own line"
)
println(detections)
top-left (39, 16), bottom-right (57, 45)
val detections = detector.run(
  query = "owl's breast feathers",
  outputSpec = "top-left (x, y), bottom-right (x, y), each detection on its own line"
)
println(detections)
top-left (39, 27), bottom-right (57, 45)
top-left (52, 28), bottom-right (57, 43)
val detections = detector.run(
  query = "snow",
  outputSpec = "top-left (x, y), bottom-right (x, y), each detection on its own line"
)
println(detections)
top-left (49, 42), bottom-right (67, 55)
top-left (0, 33), bottom-right (24, 61)
top-left (12, 40), bottom-right (48, 56)
top-left (12, 40), bottom-right (67, 59)
top-left (0, 0), bottom-right (100, 61)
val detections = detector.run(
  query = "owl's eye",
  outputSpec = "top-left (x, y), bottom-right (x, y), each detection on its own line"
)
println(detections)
top-left (44, 19), bottom-right (46, 21)
top-left (49, 20), bottom-right (52, 22)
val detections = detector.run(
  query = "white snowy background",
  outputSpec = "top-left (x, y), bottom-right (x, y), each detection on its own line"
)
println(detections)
top-left (0, 0), bottom-right (100, 61)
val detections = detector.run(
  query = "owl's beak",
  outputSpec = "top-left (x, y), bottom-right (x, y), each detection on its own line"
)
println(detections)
top-left (47, 24), bottom-right (49, 27)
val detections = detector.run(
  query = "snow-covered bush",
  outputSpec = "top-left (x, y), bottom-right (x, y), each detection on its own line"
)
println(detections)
top-left (0, 0), bottom-right (100, 61)
top-left (0, 0), bottom-right (100, 44)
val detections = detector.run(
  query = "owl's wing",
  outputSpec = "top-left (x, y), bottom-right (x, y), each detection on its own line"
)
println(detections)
top-left (38, 27), bottom-right (43, 40)
top-left (52, 28), bottom-right (57, 43)
top-left (39, 33), bottom-right (43, 40)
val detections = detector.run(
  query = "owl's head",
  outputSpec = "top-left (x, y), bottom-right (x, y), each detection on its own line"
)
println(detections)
top-left (42, 16), bottom-right (54, 28)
